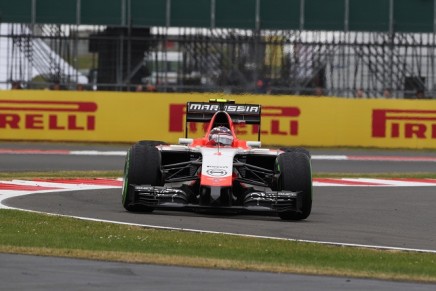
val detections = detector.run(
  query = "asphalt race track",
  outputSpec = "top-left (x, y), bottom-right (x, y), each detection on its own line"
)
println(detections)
top-left (3, 253), bottom-right (435, 291)
top-left (1, 141), bottom-right (436, 290)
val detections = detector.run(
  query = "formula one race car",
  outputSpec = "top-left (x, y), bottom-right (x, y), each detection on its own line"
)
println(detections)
top-left (122, 99), bottom-right (312, 220)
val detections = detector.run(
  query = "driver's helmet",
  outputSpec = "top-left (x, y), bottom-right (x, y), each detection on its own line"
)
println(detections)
top-left (209, 126), bottom-right (234, 146)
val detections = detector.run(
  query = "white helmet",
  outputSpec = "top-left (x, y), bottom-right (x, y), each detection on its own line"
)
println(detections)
top-left (209, 126), bottom-right (234, 146)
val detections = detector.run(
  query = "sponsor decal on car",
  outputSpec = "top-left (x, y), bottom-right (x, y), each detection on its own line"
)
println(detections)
top-left (206, 168), bottom-right (228, 177)
top-left (188, 103), bottom-right (260, 113)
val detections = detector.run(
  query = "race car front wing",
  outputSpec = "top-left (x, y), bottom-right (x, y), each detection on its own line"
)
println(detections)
top-left (130, 185), bottom-right (302, 214)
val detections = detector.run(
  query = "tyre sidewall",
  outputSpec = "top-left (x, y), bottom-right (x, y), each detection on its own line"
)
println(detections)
top-left (276, 152), bottom-right (313, 220)
top-left (122, 143), bottom-right (162, 211)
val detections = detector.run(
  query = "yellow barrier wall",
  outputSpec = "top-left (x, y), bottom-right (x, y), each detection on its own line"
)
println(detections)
top-left (1, 90), bottom-right (435, 149)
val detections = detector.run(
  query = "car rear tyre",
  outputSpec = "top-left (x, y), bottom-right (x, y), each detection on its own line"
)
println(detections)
top-left (122, 142), bottom-right (162, 212)
top-left (276, 152), bottom-right (312, 220)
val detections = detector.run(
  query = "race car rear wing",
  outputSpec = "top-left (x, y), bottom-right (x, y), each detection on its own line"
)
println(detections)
top-left (185, 99), bottom-right (262, 140)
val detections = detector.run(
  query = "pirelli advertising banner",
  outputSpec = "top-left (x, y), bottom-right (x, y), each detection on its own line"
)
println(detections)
top-left (0, 90), bottom-right (435, 149)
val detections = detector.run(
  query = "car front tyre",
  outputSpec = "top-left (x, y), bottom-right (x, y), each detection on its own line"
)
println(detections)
top-left (276, 152), bottom-right (312, 220)
top-left (122, 142), bottom-right (162, 212)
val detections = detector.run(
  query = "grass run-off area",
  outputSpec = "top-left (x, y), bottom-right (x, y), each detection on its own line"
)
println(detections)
top-left (0, 210), bottom-right (436, 283)
top-left (1, 171), bottom-right (436, 282)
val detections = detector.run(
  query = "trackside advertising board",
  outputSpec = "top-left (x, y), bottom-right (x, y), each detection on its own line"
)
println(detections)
top-left (0, 90), bottom-right (435, 149)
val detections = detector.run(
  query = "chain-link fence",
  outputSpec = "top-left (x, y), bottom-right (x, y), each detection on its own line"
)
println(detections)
top-left (1, 23), bottom-right (435, 99)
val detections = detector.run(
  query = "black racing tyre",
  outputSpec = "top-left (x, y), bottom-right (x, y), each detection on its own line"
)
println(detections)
top-left (138, 140), bottom-right (166, 147)
top-left (276, 152), bottom-right (312, 220)
top-left (279, 147), bottom-right (311, 158)
top-left (122, 142), bottom-right (163, 212)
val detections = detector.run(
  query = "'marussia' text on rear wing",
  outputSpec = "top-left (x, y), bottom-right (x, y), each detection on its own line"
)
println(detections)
top-left (185, 99), bottom-right (262, 139)
top-left (186, 101), bottom-right (261, 124)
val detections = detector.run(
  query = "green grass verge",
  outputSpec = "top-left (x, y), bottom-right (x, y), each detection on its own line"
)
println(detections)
top-left (1, 209), bottom-right (435, 282)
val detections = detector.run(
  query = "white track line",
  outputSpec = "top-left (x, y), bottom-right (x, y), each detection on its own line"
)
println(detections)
top-left (2, 178), bottom-right (436, 197)
top-left (314, 178), bottom-right (436, 187)
top-left (0, 180), bottom-right (122, 209)
top-left (311, 155), bottom-right (348, 160)
top-left (0, 188), bottom-right (100, 209)
top-left (69, 150), bottom-right (127, 156)
top-left (1, 179), bottom-right (121, 190)
top-left (347, 178), bottom-right (436, 187)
